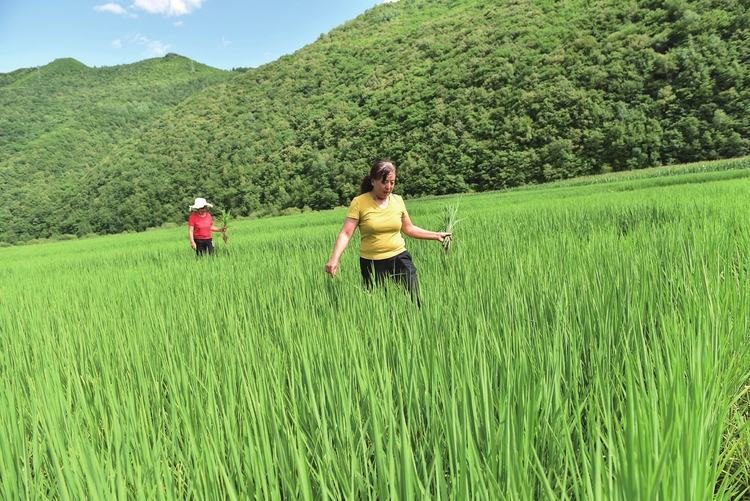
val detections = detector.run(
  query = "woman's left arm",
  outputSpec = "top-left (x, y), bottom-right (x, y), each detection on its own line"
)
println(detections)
top-left (402, 215), bottom-right (451, 243)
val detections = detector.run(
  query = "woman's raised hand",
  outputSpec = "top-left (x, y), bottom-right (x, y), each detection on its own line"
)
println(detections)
top-left (435, 232), bottom-right (452, 243)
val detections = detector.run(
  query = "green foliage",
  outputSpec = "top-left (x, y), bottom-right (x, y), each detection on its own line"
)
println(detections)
top-left (0, 170), bottom-right (748, 498)
top-left (0, 54), bottom-right (233, 242)
top-left (2, 0), bottom-right (750, 241)
top-left (440, 197), bottom-right (461, 256)
top-left (219, 208), bottom-right (231, 244)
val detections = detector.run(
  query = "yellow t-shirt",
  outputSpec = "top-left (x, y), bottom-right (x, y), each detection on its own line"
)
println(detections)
top-left (347, 193), bottom-right (408, 260)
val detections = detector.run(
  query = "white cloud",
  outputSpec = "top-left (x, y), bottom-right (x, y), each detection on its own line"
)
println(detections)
top-left (173, 20), bottom-right (183, 26)
top-left (132, 0), bottom-right (204, 16)
top-left (94, 3), bottom-right (136, 16)
top-left (131, 34), bottom-right (171, 56)
top-left (112, 39), bottom-right (122, 48)
top-left (222, 37), bottom-right (231, 47)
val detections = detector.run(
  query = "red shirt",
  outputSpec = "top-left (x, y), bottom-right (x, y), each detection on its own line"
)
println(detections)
top-left (189, 212), bottom-right (213, 239)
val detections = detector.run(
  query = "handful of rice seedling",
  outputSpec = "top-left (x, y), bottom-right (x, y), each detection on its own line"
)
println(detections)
top-left (220, 209), bottom-right (231, 244)
top-left (441, 198), bottom-right (462, 256)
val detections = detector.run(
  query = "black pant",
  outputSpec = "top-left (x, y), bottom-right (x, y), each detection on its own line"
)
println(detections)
top-left (195, 238), bottom-right (214, 257)
top-left (360, 250), bottom-right (420, 305)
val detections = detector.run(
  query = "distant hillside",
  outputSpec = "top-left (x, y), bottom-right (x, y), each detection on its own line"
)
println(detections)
top-left (3, 0), bottom-right (750, 242)
top-left (0, 55), bottom-right (233, 243)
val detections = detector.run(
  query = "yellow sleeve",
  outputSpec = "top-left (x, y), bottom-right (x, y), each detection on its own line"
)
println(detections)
top-left (396, 195), bottom-right (408, 218)
top-left (346, 196), bottom-right (361, 220)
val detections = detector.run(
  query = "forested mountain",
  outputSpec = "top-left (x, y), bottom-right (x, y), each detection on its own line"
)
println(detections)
top-left (0, 55), bottom-right (234, 243)
top-left (2, 0), bottom-right (749, 242)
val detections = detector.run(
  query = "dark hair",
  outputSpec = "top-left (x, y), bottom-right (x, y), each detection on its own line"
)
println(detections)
top-left (360, 160), bottom-right (396, 194)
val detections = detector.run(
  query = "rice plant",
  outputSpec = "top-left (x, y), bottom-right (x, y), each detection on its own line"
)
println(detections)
top-left (440, 197), bottom-right (462, 256)
top-left (220, 208), bottom-right (231, 244)
top-left (0, 166), bottom-right (748, 499)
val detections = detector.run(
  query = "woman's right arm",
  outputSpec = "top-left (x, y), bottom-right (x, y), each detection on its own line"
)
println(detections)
top-left (325, 217), bottom-right (359, 278)
top-left (188, 225), bottom-right (197, 250)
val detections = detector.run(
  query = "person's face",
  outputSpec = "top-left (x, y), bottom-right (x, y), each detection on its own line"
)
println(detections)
top-left (372, 171), bottom-right (396, 199)
top-left (197, 206), bottom-right (207, 215)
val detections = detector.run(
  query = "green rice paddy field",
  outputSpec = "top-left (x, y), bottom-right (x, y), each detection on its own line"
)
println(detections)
top-left (1, 162), bottom-right (749, 500)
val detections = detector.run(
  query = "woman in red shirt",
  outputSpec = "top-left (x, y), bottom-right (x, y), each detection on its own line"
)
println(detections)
top-left (188, 198), bottom-right (225, 256)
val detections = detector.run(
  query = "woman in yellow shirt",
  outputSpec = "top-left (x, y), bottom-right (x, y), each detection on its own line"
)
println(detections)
top-left (325, 160), bottom-right (451, 303)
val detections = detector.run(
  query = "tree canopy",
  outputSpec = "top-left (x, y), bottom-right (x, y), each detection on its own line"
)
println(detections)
top-left (1, 0), bottom-right (748, 242)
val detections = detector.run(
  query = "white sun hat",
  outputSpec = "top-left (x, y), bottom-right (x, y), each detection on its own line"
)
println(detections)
top-left (189, 197), bottom-right (213, 210)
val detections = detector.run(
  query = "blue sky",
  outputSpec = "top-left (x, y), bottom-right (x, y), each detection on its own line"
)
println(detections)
top-left (0, 0), bottom-right (397, 73)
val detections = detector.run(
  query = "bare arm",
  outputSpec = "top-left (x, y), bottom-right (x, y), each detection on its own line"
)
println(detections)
top-left (188, 226), bottom-right (197, 250)
top-left (325, 217), bottom-right (359, 278)
top-left (401, 215), bottom-right (451, 242)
